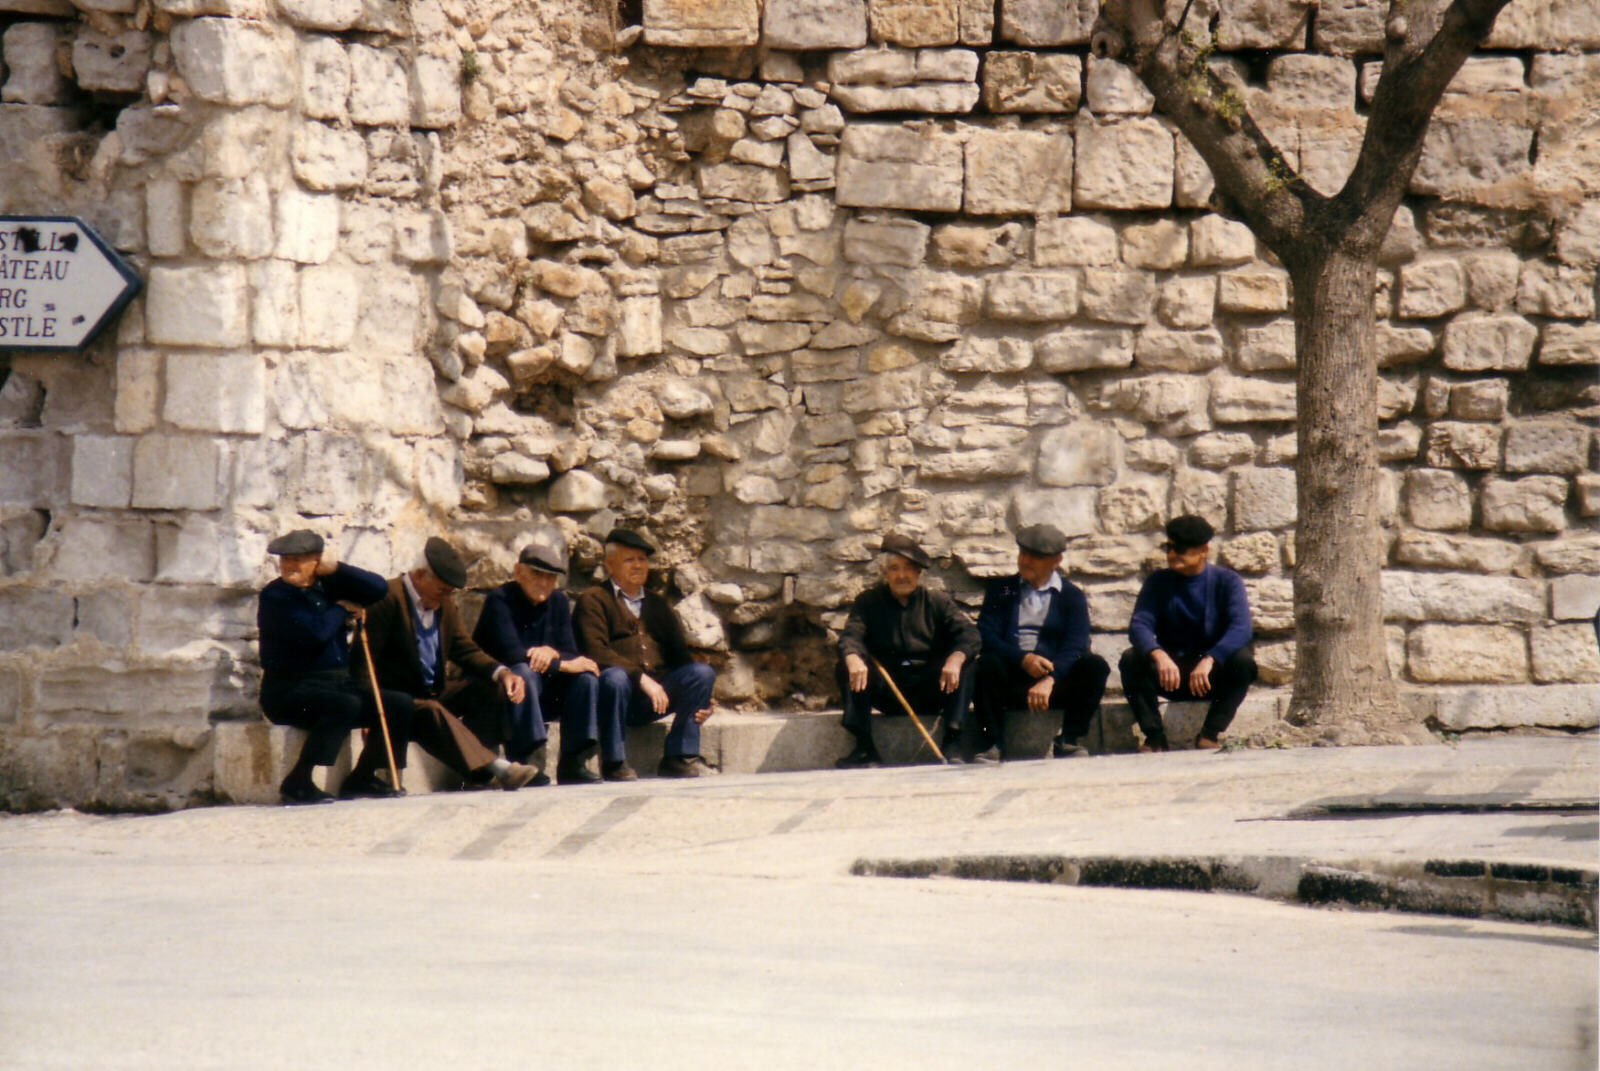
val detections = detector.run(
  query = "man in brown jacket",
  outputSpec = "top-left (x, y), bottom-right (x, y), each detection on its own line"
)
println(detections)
top-left (350, 536), bottom-right (542, 794)
top-left (573, 528), bottom-right (717, 780)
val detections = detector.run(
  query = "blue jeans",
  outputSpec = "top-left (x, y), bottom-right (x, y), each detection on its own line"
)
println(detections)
top-left (597, 662), bottom-right (716, 762)
top-left (500, 665), bottom-right (604, 762)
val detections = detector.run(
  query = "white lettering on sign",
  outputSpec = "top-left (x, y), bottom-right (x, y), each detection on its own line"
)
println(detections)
top-left (0, 217), bottom-right (140, 352)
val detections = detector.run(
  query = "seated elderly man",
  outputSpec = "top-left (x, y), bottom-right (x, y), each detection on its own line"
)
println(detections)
top-left (351, 537), bottom-right (542, 794)
top-left (574, 528), bottom-right (717, 780)
top-left (974, 524), bottom-right (1110, 762)
top-left (470, 540), bottom-right (606, 785)
top-left (1120, 515), bottom-right (1257, 752)
top-left (256, 529), bottom-right (408, 805)
top-left (836, 533), bottom-right (980, 768)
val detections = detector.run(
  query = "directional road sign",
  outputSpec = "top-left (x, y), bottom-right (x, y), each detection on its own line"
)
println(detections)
top-left (0, 216), bottom-right (142, 352)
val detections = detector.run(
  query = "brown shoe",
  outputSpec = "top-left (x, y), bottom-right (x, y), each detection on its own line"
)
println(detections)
top-left (659, 755), bottom-right (717, 778)
top-left (1137, 736), bottom-right (1169, 754)
top-left (602, 761), bottom-right (638, 782)
top-left (1195, 736), bottom-right (1223, 750)
top-left (497, 762), bottom-right (544, 791)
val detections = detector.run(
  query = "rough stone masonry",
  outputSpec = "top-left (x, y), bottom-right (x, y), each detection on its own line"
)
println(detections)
top-left (0, 0), bottom-right (1595, 809)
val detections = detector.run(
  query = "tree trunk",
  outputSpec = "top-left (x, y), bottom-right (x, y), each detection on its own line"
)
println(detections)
top-left (1287, 250), bottom-right (1423, 744)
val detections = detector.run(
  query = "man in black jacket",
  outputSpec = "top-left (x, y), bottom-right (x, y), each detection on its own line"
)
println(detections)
top-left (836, 533), bottom-right (980, 768)
top-left (974, 524), bottom-right (1110, 761)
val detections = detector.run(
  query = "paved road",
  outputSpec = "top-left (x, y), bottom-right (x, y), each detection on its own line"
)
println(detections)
top-left (1, 737), bottom-right (1595, 1069)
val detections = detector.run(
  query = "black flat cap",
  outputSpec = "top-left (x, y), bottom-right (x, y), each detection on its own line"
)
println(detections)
top-left (604, 528), bottom-right (656, 556)
top-left (424, 536), bottom-right (468, 589)
top-left (518, 541), bottom-right (567, 574)
top-left (880, 532), bottom-right (931, 570)
top-left (1016, 524), bottom-right (1067, 556)
top-left (267, 529), bottom-right (323, 556)
top-left (1163, 515), bottom-right (1215, 551)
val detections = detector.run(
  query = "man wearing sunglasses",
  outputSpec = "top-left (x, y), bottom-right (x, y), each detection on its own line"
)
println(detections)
top-left (1120, 515), bottom-right (1257, 752)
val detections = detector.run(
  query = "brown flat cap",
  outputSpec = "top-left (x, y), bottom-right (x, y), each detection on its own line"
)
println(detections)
top-left (880, 532), bottom-right (930, 570)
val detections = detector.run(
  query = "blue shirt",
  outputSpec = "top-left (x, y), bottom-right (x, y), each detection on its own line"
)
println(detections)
top-left (403, 572), bottom-right (442, 689)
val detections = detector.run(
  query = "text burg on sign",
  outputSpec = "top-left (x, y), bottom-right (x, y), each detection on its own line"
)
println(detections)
top-left (0, 217), bottom-right (141, 352)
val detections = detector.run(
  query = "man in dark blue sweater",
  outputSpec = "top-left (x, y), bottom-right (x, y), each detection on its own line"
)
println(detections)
top-left (975, 524), bottom-right (1110, 761)
top-left (470, 541), bottom-right (605, 785)
top-left (1120, 515), bottom-right (1257, 751)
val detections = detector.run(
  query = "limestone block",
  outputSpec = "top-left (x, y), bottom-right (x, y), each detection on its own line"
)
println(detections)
top-left (2, 24), bottom-right (68, 104)
top-left (867, 0), bottom-right (958, 44)
top-left (1422, 422), bottom-right (1501, 470)
top-left (190, 175), bottom-right (275, 260)
top-left (490, 454), bottom-right (550, 485)
top-left (131, 436), bottom-right (222, 510)
top-left (1216, 0), bottom-right (1311, 48)
top-left (788, 132), bottom-right (835, 184)
top-left (1190, 433), bottom-right (1255, 470)
top-left (1013, 486), bottom-right (1097, 537)
top-left (1174, 135), bottom-right (1214, 209)
top-left (1529, 625), bottom-right (1600, 683)
top-left (1551, 575), bottom-right (1600, 621)
top-left (1166, 466), bottom-right (1229, 525)
top-left (1244, 576), bottom-right (1294, 632)
top-left (615, 297), bottom-right (663, 358)
top-left (299, 39), bottom-right (351, 121)
top-left (832, 83), bottom-right (980, 113)
top-left (982, 51), bottom-right (1080, 113)
top-left (1440, 313), bottom-right (1536, 372)
top-left (72, 29), bottom-right (152, 93)
top-left (49, 518), bottom-right (156, 583)
top-left (1036, 326), bottom-right (1134, 372)
top-left (1233, 319), bottom-right (1295, 371)
top-left (1120, 220), bottom-right (1187, 271)
top-left (348, 46), bottom-right (409, 126)
top-left (765, 0), bottom-right (867, 49)
top-left (1394, 531), bottom-right (1528, 574)
top-left (1211, 377), bottom-right (1295, 423)
top-left (1540, 537), bottom-right (1600, 575)
top-left (1101, 375), bottom-right (1211, 437)
top-left (1217, 268), bottom-right (1290, 314)
top-left (1405, 470), bottom-right (1472, 530)
top-left (291, 123), bottom-right (366, 191)
top-left (547, 470), bottom-right (608, 512)
top-left (1488, 0), bottom-right (1600, 49)
top-left (1034, 216), bottom-right (1118, 266)
top-left (829, 49), bottom-right (916, 86)
top-left (964, 129), bottom-right (1073, 215)
top-left (1554, 200), bottom-right (1600, 267)
top-left (998, 0), bottom-right (1096, 45)
top-left (146, 266), bottom-right (249, 348)
top-left (164, 353), bottom-right (266, 434)
top-left (1397, 258), bottom-right (1467, 319)
top-left (1133, 327), bottom-right (1222, 373)
top-left (1578, 476), bottom-right (1600, 518)
top-left (1376, 323), bottom-right (1436, 367)
top-left (1219, 531), bottom-right (1278, 574)
top-left (274, 189), bottom-right (340, 264)
top-left (837, 125), bottom-right (963, 211)
top-left (1516, 262), bottom-right (1597, 320)
top-left (144, 179), bottom-right (185, 259)
top-left (935, 336), bottom-right (1028, 374)
top-left (1097, 478), bottom-right (1165, 534)
top-left (1412, 119), bottom-right (1534, 198)
top-left (113, 350), bottom-right (162, 435)
top-left (277, 0), bottom-right (361, 29)
top-left (249, 260), bottom-right (299, 347)
top-left (355, 267), bottom-right (419, 352)
top-left (931, 222), bottom-right (1024, 269)
top-left (1232, 467), bottom-right (1296, 531)
top-left (172, 19), bottom-right (294, 107)
top-left (1539, 323), bottom-right (1600, 367)
top-left (394, 211), bottom-right (452, 265)
top-left (1073, 118), bottom-right (1173, 210)
top-left (1432, 683), bottom-right (1598, 732)
top-left (984, 271), bottom-right (1078, 322)
top-left (645, 0), bottom-right (759, 45)
top-left (1036, 424), bottom-right (1119, 488)
top-left (1085, 57), bottom-right (1153, 116)
top-left (1264, 54), bottom-right (1356, 111)
top-left (906, 272), bottom-right (983, 325)
top-left (842, 215), bottom-right (930, 266)
top-left (1080, 269), bottom-right (1155, 324)
top-left (842, 365), bottom-right (930, 413)
top-left (1315, 0), bottom-right (1384, 54)
top-left (1481, 476), bottom-right (1569, 533)
top-left (1504, 420), bottom-right (1592, 475)
top-left (1407, 625), bottom-right (1528, 684)
top-left (70, 435), bottom-right (134, 508)
top-left (297, 266), bottom-right (359, 348)
top-left (698, 162), bottom-right (790, 203)
top-left (1384, 570), bottom-right (1547, 625)
top-left (0, 102), bottom-right (74, 165)
top-left (410, 53), bottom-right (461, 129)
top-left (155, 515), bottom-right (266, 586)
top-left (1190, 215), bottom-right (1255, 266)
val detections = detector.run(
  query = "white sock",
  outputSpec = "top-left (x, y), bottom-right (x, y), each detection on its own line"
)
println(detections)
top-left (488, 758), bottom-right (510, 776)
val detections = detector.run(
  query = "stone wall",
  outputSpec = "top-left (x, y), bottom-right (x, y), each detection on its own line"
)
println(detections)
top-left (0, 0), bottom-right (1595, 809)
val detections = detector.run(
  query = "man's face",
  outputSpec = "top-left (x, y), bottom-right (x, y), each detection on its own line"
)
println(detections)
top-left (607, 546), bottom-right (651, 595)
top-left (1017, 549), bottom-right (1062, 588)
top-left (882, 554), bottom-right (924, 599)
top-left (515, 563), bottom-right (559, 605)
top-left (278, 552), bottom-right (319, 589)
top-left (1165, 543), bottom-right (1209, 577)
top-left (411, 567), bottom-right (457, 610)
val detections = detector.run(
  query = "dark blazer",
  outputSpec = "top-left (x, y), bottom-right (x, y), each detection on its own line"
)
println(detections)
top-left (258, 562), bottom-right (389, 679)
top-left (573, 584), bottom-right (692, 684)
top-left (473, 582), bottom-right (580, 668)
top-left (976, 573), bottom-right (1092, 680)
top-left (353, 577), bottom-right (502, 699)
top-left (839, 584), bottom-right (980, 665)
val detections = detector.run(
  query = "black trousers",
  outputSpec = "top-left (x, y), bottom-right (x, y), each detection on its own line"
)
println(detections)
top-left (973, 652), bottom-right (1110, 750)
top-left (260, 670), bottom-right (413, 770)
top-left (1118, 646), bottom-right (1258, 741)
top-left (838, 656), bottom-right (975, 746)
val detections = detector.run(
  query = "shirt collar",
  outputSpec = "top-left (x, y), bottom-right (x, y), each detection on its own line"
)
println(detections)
top-left (1025, 572), bottom-right (1063, 595)
top-left (612, 581), bottom-right (645, 606)
top-left (402, 572), bottom-right (437, 625)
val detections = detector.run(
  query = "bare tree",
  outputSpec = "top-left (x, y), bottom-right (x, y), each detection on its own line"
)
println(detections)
top-left (1091, 0), bottom-right (1514, 742)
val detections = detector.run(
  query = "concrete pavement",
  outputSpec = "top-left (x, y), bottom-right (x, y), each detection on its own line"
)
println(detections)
top-left (1, 735), bottom-right (1596, 1069)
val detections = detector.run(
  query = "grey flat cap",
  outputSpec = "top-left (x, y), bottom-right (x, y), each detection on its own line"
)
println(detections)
top-left (880, 532), bottom-right (931, 570)
top-left (267, 529), bottom-right (323, 556)
top-left (1016, 524), bottom-right (1067, 556)
top-left (518, 541), bottom-right (567, 574)
top-left (424, 536), bottom-right (468, 589)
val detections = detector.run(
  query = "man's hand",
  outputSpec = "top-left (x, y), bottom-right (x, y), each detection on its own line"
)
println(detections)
top-left (1027, 674), bottom-right (1055, 712)
top-left (1020, 652), bottom-right (1054, 679)
top-left (694, 701), bottom-right (715, 725)
top-left (524, 645), bottom-right (560, 673)
top-left (560, 655), bottom-right (599, 676)
top-left (940, 652), bottom-right (966, 694)
top-left (1152, 649), bottom-right (1181, 692)
top-left (844, 653), bottom-right (869, 692)
top-left (338, 602), bottom-right (366, 624)
top-left (1189, 656), bottom-right (1215, 697)
top-left (498, 668), bottom-right (526, 704)
top-left (639, 673), bottom-right (669, 715)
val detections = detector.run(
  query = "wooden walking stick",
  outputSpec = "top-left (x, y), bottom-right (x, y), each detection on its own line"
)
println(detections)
top-left (866, 655), bottom-right (947, 764)
top-left (355, 616), bottom-right (403, 792)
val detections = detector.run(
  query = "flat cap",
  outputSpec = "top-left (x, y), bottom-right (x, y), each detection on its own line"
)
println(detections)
top-left (518, 541), bottom-right (567, 575)
top-left (880, 532), bottom-right (931, 570)
top-left (1163, 514), bottom-right (1215, 551)
top-left (1016, 523), bottom-right (1067, 556)
top-left (604, 528), bottom-right (656, 556)
top-left (266, 529), bottom-right (323, 556)
top-left (424, 536), bottom-right (468, 589)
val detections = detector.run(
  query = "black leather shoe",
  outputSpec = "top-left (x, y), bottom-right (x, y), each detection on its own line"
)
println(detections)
top-left (280, 778), bottom-right (334, 805)
top-left (835, 745), bottom-right (882, 769)
top-left (1052, 735), bottom-right (1089, 759)
top-left (659, 755), bottom-right (717, 778)
top-left (602, 761), bottom-right (638, 782)
top-left (557, 756), bottom-right (602, 784)
top-left (339, 771), bottom-right (403, 799)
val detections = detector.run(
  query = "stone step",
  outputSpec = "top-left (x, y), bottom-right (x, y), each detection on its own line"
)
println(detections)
top-left (209, 693), bottom-right (1289, 803)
